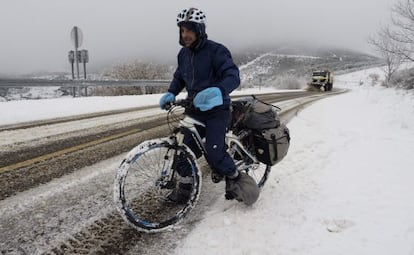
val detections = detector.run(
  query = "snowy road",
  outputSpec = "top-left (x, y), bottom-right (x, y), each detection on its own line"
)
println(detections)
top-left (0, 90), bottom-right (327, 254)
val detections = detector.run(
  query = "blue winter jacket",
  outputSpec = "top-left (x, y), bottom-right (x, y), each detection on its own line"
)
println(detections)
top-left (168, 40), bottom-right (240, 107)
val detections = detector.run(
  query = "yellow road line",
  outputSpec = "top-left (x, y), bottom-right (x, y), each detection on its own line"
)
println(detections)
top-left (0, 127), bottom-right (142, 174)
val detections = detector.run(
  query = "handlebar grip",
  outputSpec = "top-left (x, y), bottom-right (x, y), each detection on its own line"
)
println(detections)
top-left (164, 102), bottom-right (173, 111)
top-left (164, 98), bottom-right (193, 110)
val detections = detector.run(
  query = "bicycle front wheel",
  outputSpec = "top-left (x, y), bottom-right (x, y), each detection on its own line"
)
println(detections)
top-left (114, 139), bottom-right (202, 232)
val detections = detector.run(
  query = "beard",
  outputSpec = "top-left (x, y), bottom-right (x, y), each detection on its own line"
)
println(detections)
top-left (183, 37), bottom-right (196, 47)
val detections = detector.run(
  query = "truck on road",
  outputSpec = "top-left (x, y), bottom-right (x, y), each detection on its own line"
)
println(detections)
top-left (308, 70), bottom-right (333, 91)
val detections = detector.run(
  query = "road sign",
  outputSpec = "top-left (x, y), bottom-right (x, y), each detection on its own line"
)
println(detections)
top-left (68, 51), bottom-right (75, 63)
top-left (70, 26), bottom-right (83, 48)
top-left (69, 26), bottom-right (89, 80)
top-left (81, 50), bottom-right (89, 63)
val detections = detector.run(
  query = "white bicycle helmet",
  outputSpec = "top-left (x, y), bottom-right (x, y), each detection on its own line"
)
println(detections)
top-left (176, 7), bottom-right (206, 25)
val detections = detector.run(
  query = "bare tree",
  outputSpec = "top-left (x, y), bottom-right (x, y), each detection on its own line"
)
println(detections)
top-left (104, 61), bottom-right (171, 80)
top-left (368, 29), bottom-right (404, 85)
top-left (386, 0), bottom-right (414, 62)
top-left (368, 0), bottom-right (414, 85)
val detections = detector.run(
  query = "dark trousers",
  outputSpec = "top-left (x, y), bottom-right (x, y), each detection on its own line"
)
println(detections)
top-left (179, 105), bottom-right (236, 177)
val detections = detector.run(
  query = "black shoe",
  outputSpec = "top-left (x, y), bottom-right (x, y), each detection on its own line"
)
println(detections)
top-left (167, 182), bottom-right (192, 204)
top-left (211, 170), bottom-right (224, 183)
top-left (224, 171), bottom-right (241, 201)
top-left (225, 172), bottom-right (260, 205)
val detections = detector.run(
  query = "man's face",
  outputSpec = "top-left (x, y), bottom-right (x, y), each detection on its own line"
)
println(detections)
top-left (180, 26), bottom-right (197, 47)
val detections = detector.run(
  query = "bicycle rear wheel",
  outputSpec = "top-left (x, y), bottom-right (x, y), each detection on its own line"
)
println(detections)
top-left (114, 139), bottom-right (202, 232)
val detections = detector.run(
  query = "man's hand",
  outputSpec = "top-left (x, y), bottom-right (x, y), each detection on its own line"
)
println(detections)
top-left (159, 92), bottom-right (175, 110)
top-left (193, 87), bottom-right (223, 111)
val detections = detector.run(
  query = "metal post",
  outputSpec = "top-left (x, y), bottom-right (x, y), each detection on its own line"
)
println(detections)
top-left (70, 27), bottom-right (86, 81)
top-left (81, 50), bottom-right (89, 80)
top-left (75, 49), bottom-right (80, 79)
top-left (83, 62), bottom-right (87, 79)
top-left (71, 62), bottom-right (75, 79)
top-left (74, 27), bottom-right (80, 79)
top-left (68, 51), bottom-right (75, 79)
top-left (259, 76), bottom-right (262, 91)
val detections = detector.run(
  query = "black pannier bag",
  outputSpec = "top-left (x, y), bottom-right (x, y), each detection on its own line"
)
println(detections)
top-left (230, 96), bottom-right (290, 166)
top-left (230, 96), bottom-right (280, 130)
top-left (253, 124), bottom-right (290, 165)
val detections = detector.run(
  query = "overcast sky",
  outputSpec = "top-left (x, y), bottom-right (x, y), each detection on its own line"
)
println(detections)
top-left (0, 0), bottom-right (399, 75)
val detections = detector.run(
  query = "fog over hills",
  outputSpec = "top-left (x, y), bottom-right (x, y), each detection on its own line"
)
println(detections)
top-left (2, 43), bottom-right (382, 79)
top-left (0, 44), bottom-right (383, 101)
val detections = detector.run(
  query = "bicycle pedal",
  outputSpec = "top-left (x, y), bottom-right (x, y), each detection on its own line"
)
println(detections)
top-left (162, 180), bottom-right (176, 189)
top-left (156, 179), bottom-right (176, 189)
top-left (166, 187), bottom-right (191, 204)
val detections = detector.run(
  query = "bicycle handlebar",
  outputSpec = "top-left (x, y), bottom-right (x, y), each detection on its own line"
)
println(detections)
top-left (165, 98), bottom-right (193, 111)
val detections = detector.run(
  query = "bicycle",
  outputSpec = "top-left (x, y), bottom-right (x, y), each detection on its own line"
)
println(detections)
top-left (114, 98), bottom-right (275, 232)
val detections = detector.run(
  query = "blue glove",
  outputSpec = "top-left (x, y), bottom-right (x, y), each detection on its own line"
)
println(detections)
top-left (193, 87), bottom-right (223, 111)
top-left (159, 92), bottom-right (175, 109)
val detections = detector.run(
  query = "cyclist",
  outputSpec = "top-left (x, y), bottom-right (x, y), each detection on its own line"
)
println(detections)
top-left (159, 7), bottom-right (259, 205)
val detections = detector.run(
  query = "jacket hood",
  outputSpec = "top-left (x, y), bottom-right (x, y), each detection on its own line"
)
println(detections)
top-left (178, 21), bottom-right (208, 51)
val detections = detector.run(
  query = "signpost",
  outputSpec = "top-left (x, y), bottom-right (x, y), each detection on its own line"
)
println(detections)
top-left (80, 49), bottom-right (89, 79)
top-left (69, 26), bottom-right (88, 80)
top-left (70, 26), bottom-right (83, 79)
top-left (68, 51), bottom-right (75, 79)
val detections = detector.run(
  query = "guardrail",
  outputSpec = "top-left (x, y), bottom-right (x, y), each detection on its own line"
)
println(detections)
top-left (0, 79), bottom-right (170, 87)
top-left (0, 79), bottom-right (171, 97)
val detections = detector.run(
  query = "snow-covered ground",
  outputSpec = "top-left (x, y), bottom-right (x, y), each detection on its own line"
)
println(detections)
top-left (174, 68), bottom-right (414, 255)
top-left (1, 67), bottom-right (414, 254)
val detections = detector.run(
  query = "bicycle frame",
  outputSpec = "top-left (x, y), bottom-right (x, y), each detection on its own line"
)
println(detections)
top-left (225, 130), bottom-right (259, 165)
top-left (174, 116), bottom-right (207, 156)
top-left (173, 115), bottom-right (259, 168)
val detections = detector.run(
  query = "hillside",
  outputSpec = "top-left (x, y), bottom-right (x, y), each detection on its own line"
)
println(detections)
top-left (0, 46), bottom-right (383, 101)
top-left (234, 46), bottom-right (382, 89)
